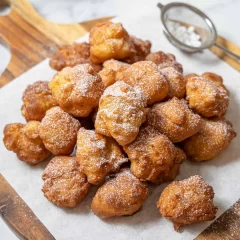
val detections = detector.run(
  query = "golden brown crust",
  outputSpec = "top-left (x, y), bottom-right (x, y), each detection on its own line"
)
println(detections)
top-left (76, 128), bottom-right (128, 185)
top-left (49, 64), bottom-right (104, 117)
top-left (123, 126), bottom-right (185, 184)
top-left (3, 121), bottom-right (51, 164)
top-left (91, 168), bottom-right (148, 218)
top-left (146, 51), bottom-right (183, 73)
top-left (42, 156), bottom-right (90, 208)
top-left (147, 97), bottom-right (202, 142)
top-left (184, 73), bottom-right (198, 82)
top-left (157, 175), bottom-right (218, 231)
top-left (121, 61), bottom-right (168, 105)
top-left (95, 81), bottom-right (148, 146)
top-left (123, 35), bottom-right (151, 63)
top-left (21, 81), bottom-right (58, 122)
top-left (182, 117), bottom-right (236, 161)
top-left (89, 22), bottom-right (134, 64)
top-left (186, 73), bottom-right (229, 117)
top-left (202, 72), bottom-right (230, 95)
top-left (39, 106), bottom-right (80, 155)
top-left (49, 42), bottom-right (102, 72)
top-left (99, 59), bottom-right (129, 88)
top-left (202, 72), bottom-right (223, 85)
top-left (160, 67), bottom-right (186, 99)
top-left (162, 146), bottom-right (186, 182)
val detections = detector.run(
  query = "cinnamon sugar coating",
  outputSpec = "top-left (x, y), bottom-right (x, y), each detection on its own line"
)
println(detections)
top-left (157, 175), bottom-right (218, 231)
top-left (146, 51), bottom-right (183, 73)
top-left (186, 72), bottom-right (229, 117)
top-left (42, 156), bottom-right (90, 208)
top-left (39, 107), bottom-right (80, 155)
top-left (3, 121), bottom-right (51, 164)
top-left (99, 59), bottom-right (129, 88)
top-left (182, 117), bottom-right (236, 161)
top-left (121, 61), bottom-right (168, 105)
top-left (76, 128), bottom-right (128, 185)
top-left (49, 42), bottom-right (102, 72)
top-left (95, 81), bottom-right (148, 146)
top-left (160, 67), bottom-right (186, 99)
top-left (124, 126), bottom-right (185, 184)
top-left (91, 168), bottom-right (148, 218)
top-left (147, 97), bottom-right (202, 142)
top-left (21, 81), bottom-right (58, 122)
top-left (123, 35), bottom-right (151, 63)
top-left (49, 64), bottom-right (104, 117)
top-left (89, 22), bottom-right (134, 64)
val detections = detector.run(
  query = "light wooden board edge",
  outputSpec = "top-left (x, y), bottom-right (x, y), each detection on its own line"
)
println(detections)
top-left (196, 199), bottom-right (240, 240)
top-left (0, 174), bottom-right (55, 240)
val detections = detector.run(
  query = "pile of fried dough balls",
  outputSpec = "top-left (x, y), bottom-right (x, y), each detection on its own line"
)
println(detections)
top-left (3, 22), bottom-right (236, 231)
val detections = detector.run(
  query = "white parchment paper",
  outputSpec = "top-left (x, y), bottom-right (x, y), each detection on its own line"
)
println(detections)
top-left (0, 14), bottom-right (240, 240)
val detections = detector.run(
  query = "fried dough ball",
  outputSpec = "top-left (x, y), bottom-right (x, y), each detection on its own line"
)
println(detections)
top-left (202, 72), bottom-right (226, 86)
top-left (121, 61), bottom-right (168, 104)
top-left (95, 81), bottom-right (147, 146)
top-left (163, 146), bottom-right (186, 182)
top-left (184, 73), bottom-right (198, 82)
top-left (157, 175), bottom-right (218, 231)
top-left (182, 117), bottom-right (236, 161)
top-left (124, 126), bottom-right (186, 184)
top-left (123, 35), bottom-right (151, 64)
top-left (91, 168), bottom-right (148, 218)
top-left (39, 107), bottom-right (80, 155)
top-left (146, 51), bottom-right (183, 73)
top-left (76, 128), bottom-right (128, 185)
top-left (89, 22), bottom-right (134, 64)
top-left (147, 97), bottom-right (202, 142)
top-left (99, 60), bottom-right (129, 88)
top-left (202, 72), bottom-right (230, 96)
top-left (49, 64), bottom-right (104, 117)
top-left (186, 73), bottom-right (229, 117)
top-left (42, 156), bottom-right (90, 208)
top-left (49, 42), bottom-right (102, 72)
top-left (21, 81), bottom-right (58, 122)
top-left (160, 67), bottom-right (186, 99)
top-left (3, 121), bottom-right (51, 164)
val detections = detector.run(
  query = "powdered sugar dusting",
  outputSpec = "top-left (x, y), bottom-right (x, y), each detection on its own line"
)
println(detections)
top-left (95, 81), bottom-right (147, 145)
top-left (92, 168), bottom-right (148, 217)
top-left (160, 67), bottom-right (186, 99)
top-left (39, 106), bottom-right (80, 155)
top-left (158, 175), bottom-right (217, 231)
top-left (76, 128), bottom-right (128, 185)
top-left (147, 97), bottom-right (202, 142)
top-left (186, 75), bottom-right (229, 117)
top-left (124, 125), bottom-right (185, 184)
top-left (182, 117), bottom-right (236, 161)
top-left (121, 61), bottom-right (168, 104)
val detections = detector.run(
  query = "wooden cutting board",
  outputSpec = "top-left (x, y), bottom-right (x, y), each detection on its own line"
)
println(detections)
top-left (0, 0), bottom-right (240, 239)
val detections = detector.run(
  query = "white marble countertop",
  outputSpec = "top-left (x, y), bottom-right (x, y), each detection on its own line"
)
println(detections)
top-left (29, 0), bottom-right (240, 45)
top-left (0, 0), bottom-right (239, 239)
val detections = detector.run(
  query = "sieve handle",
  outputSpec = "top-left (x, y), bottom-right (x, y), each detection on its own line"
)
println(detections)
top-left (157, 3), bottom-right (164, 9)
top-left (214, 43), bottom-right (240, 62)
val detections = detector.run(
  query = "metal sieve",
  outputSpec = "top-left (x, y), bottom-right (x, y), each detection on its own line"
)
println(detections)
top-left (157, 2), bottom-right (240, 62)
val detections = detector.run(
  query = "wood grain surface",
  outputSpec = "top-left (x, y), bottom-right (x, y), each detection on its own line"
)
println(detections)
top-left (0, 174), bottom-right (55, 240)
top-left (211, 36), bottom-right (240, 72)
top-left (196, 199), bottom-right (240, 240)
top-left (0, 0), bottom-right (240, 239)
